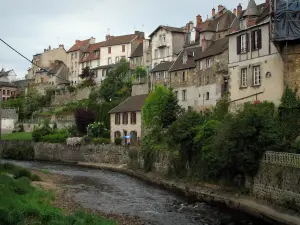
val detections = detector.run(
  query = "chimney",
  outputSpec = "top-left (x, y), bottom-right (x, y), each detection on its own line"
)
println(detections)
top-left (218, 5), bottom-right (223, 12)
top-left (233, 8), bottom-right (237, 16)
top-left (237, 3), bottom-right (243, 17)
top-left (48, 45), bottom-right (51, 50)
top-left (105, 34), bottom-right (111, 41)
top-left (212, 8), bottom-right (216, 17)
top-left (196, 15), bottom-right (202, 26)
top-left (189, 21), bottom-right (194, 31)
top-left (202, 37), bottom-right (207, 52)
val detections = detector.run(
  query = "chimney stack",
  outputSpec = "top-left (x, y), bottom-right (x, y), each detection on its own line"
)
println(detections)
top-left (212, 8), bottom-right (216, 17)
top-left (233, 8), bottom-right (237, 16)
top-left (237, 3), bottom-right (243, 17)
top-left (218, 5), bottom-right (223, 12)
top-left (196, 15), bottom-right (202, 26)
top-left (105, 34), bottom-right (111, 41)
top-left (202, 37), bottom-right (207, 52)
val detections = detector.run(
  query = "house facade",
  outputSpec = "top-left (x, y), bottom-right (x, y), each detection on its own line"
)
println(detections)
top-left (228, 0), bottom-right (283, 111)
top-left (0, 82), bottom-right (18, 101)
top-left (149, 26), bottom-right (186, 69)
top-left (109, 94), bottom-right (148, 145)
top-left (67, 38), bottom-right (95, 85)
top-left (149, 61), bottom-right (174, 90)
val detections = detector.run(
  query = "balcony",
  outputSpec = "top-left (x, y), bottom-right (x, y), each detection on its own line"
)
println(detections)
top-left (158, 41), bottom-right (167, 48)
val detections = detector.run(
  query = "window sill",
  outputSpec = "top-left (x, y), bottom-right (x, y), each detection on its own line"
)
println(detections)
top-left (252, 84), bottom-right (261, 88)
top-left (239, 86), bottom-right (248, 89)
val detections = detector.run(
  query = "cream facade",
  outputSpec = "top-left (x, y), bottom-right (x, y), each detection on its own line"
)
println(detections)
top-left (228, 22), bottom-right (284, 111)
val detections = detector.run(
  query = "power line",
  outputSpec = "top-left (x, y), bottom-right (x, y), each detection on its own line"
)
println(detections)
top-left (0, 38), bottom-right (70, 83)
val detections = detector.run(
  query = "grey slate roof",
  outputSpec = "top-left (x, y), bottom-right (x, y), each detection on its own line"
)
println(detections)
top-left (129, 43), bottom-right (143, 58)
top-left (200, 10), bottom-right (236, 33)
top-left (109, 94), bottom-right (148, 113)
top-left (169, 47), bottom-right (202, 72)
top-left (149, 25), bottom-right (186, 37)
top-left (150, 61), bottom-right (174, 73)
top-left (194, 37), bottom-right (229, 61)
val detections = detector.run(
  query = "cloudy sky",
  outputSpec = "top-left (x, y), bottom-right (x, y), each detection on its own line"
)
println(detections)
top-left (0, 0), bottom-right (264, 79)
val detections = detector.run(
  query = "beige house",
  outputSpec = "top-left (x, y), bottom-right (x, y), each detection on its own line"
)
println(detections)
top-left (228, 0), bottom-right (283, 111)
top-left (109, 94), bottom-right (148, 145)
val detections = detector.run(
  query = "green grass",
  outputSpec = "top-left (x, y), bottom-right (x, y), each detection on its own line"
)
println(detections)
top-left (0, 163), bottom-right (116, 225)
top-left (1, 132), bottom-right (33, 141)
top-left (41, 169), bottom-right (51, 175)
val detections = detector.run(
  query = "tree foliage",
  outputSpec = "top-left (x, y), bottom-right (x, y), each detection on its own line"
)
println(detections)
top-left (142, 85), bottom-right (183, 129)
top-left (74, 108), bottom-right (96, 135)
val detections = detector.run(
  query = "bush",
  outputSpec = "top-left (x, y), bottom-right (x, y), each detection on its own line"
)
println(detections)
top-left (67, 85), bottom-right (76, 93)
top-left (2, 146), bottom-right (34, 160)
top-left (40, 131), bottom-right (68, 143)
top-left (74, 108), bottom-right (96, 135)
top-left (92, 138), bottom-right (111, 145)
top-left (32, 121), bottom-right (53, 142)
top-left (114, 138), bottom-right (122, 145)
top-left (87, 122), bottom-right (107, 138)
top-left (65, 124), bottom-right (79, 137)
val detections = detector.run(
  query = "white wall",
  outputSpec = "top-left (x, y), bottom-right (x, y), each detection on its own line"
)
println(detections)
top-left (100, 43), bottom-right (132, 66)
top-left (2, 118), bottom-right (17, 130)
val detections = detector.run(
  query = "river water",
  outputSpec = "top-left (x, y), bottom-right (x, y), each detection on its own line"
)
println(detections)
top-left (8, 160), bottom-right (276, 225)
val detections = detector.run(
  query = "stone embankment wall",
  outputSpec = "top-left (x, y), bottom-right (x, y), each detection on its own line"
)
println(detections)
top-left (51, 88), bottom-right (91, 106)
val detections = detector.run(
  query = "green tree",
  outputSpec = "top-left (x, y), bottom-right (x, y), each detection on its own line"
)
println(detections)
top-left (23, 90), bottom-right (44, 119)
top-left (99, 59), bottom-right (131, 102)
top-left (142, 85), bottom-right (182, 129)
top-left (79, 66), bottom-right (96, 87)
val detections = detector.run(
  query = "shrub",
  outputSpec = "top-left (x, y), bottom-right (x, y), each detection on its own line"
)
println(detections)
top-left (114, 138), bottom-right (122, 145)
top-left (67, 85), bottom-right (76, 93)
top-left (74, 108), bottom-right (96, 135)
top-left (32, 126), bottom-right (53, 142)
top-left (92, 138), bottom-right (111, 145)
top-left (65, 124), bottom-right (78, 137)
top-left (40, 132), bottom-right (68, 143)
top-left (87, 122), bottom-right (107, 138)
top-left (2, 146), bottom-right (34, 160)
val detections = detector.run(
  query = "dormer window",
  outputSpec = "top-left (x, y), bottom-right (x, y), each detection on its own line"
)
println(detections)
top-left (183, 51), bottom-right (188, 64)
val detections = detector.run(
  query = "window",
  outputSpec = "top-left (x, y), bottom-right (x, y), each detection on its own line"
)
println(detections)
top-left (237, 34), bottom-right (248, 54)
top-left (122, 113), bottom-right (128, 125)
top-left (115, 113), bottom-right (121, 125)
top-left (199, 61), bottom-right (203, 70)
top-left (2, 90), bottom-right (5, 95)
top-left (122, 45), bottom-right (125, 52)
top-left (114, 131), bottom-right (121, 139)
top-left (253, 66), bottom-right (261, 86)
top-left (163, 34), bottom-right (166, 43)
top-left (241, 68), bottom-right (247, 87)
top-left (206, 58), bottom-right (212, 68)
top-left (251, 30), bottom-right (262, 51)
top-left (174, 91), bottom-right (178, 99)
top-left (108, 57), bottom-right (112, 65)
top-left (116, 56), bottom-right (119, 63)
top-left (182, 71), bottom-right (186, 82)
top-left (7, 90), bottom-right (10, 95)
top-left (71, 53), bottom-right (73, 60)
top-left (131, 112), bottom-right (136, 124)
top-left (155, 49), bottom-right (158, 58)
top-left (206, 92), bottom-right (210, 100)
top-left (108, 47), bottom-right (111, 54)
top-left (182, 90), bottom-right (187, 101)
top-left (156, 72), bottom-right (160, 80)
top-left (75, 52), bottom-right (77, 58)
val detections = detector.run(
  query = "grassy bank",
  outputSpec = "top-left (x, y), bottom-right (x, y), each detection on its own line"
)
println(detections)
top-left (0, 162), bottom-right (116, 225)
top-left (1, 132), bottom-right (33, 141)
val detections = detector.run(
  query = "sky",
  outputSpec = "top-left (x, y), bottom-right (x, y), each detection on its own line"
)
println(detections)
top-left (0, 0), bottom-right (265, 79)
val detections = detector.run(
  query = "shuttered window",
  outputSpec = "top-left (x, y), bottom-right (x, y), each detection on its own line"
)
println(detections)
top-left (237, 33), bottom-right (249, 54)
top-left (251, 29), bottom-right (262, 51)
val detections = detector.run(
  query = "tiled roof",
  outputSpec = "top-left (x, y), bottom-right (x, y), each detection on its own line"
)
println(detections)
top-left (109, 94), bottom-right (148, 113)
top-left (195, 37), bottom-right (228, 61)
top-left (200, 10), bottom-right (236, 33)
top-left (149, 25), bottom-right (186, 37)
top-left (129, 43), bottom-right (143, 58)
top-left (169, 47), bottom-right (202, 72)
top-left (67, 38), bottom-right (91, 53)
top-left (150, 61), bottom-right (174, 73)
top-left (80, 42), bottom-right (105, 63)
top-left (0, 81), bottom-right (17, 88)
top-left (101, 34), bottom-right (137, 47)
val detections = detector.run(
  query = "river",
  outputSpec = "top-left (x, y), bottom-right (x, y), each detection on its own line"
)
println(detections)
top-left (7, 160), bottom-right (276, 225)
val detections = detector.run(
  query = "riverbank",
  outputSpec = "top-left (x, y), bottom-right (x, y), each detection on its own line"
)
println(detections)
top-left (32, 169), bottom-right (146, 225)
top-left (77, 162), bottom-right (300, 225)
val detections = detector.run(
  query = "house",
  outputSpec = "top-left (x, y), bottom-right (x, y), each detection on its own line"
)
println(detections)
top-left (0, 69), bottom-right (17, 83)
top-left (149, 25), bottom-right (186, 69)
top-left (48, 60), bottom-right (69, 86)
top-left (13, 79), bottom-right (34, 96)
top-left (0, 81), bottom-right (18, 101)
top-left (142, 39), bottom-right (152, 73)
top-left (79, 41), bottom-right (105, 85)
top-left (67, 38), bottom-right (95, 85)
top-left (129, 42), bottom-right (143, 70)
top-left (31, 45), bottom-right (67, 80)
top-left (149, 61), bottom-right (174, 90)
top-left (227, 0), bottom-right (284, 111)
top-left (109, 94), bottom-right (148, 145)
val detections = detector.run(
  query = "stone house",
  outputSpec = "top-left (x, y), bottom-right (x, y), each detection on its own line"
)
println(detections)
top-left (0, 81), bottom-right (18, 101)
top-left (0, 69), bottom-right (17, 83)
top-left (149, 25), bottom-right (186, 69)
top-left (67, 38), bottom-right (96, 85)
top-left (142, 39), bottom-right (152, 73)
top-left (109, 94), bottom-right (148, 145)
top-left (227, 0), bottom-right (284, 111)
top-left (129, 43), bottom-right (143, 70)
top-left (149, 61), bottom-right (174, 91)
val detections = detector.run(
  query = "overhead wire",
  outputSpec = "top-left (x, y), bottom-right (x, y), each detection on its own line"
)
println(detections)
top-left (0, 38), bottom-right (70, 83)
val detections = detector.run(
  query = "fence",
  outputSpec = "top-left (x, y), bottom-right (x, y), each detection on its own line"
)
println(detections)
top-left (262, 151), bottom-right (300, 168)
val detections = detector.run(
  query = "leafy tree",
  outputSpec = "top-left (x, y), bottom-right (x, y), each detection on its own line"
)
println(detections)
top-left (79, 67), bottom-right (96, 88)
top-left (167, 110), bottom-right (206, 168)
top-left (142, 85), bottom-right (183, 129)
top-left (99, 59), bottom-right (131, 101)
top-left (23, 90), bottom-right (44, 119)
top-left (2, 97), bottom-right (25, 120)
top-left (74, 108), bottom-right (96, 135)
top-left (213, 94), bottom-right (229, 121)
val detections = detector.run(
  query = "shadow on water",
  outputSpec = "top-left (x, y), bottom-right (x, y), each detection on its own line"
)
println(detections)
top-left (5, 160), bottom-right (280, 225)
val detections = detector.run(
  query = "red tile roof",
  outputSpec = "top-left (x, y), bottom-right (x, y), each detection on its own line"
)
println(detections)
top-left (80, 41), bottom-right (105, 63)
top-left (101, 34), bottom-right (138, 47)
top-left (67, 38), bottom-right (91, 53)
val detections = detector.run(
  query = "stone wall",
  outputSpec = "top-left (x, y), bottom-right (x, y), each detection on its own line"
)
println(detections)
top-left (252, 151), bottom-right (300, 205)
top-left (51, 88), bottom-right (91, 106)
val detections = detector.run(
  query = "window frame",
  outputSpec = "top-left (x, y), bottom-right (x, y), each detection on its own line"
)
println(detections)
top-left (182, 89), bottom-right (187, 101)
top-left (241, 34), bottom-right (247, 53)
top-left (122, 45), bottom-right (126, 52)
top-left (253, 66), bottom-right (261, 86)
top-left (206, 58), bottom-right (212, 68)
top-left (122, 113), bottom-right (128, 125)
top-left (206, 92), bottom-right (210, 100)
top-left (241, 68), bottom-right (247, 87)
top-left (108, 47), bottom-right (111, 54)
top-left (131, 112), bottom-right (137, 125)
top-left (115, 113), bottom-right (121, 125)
